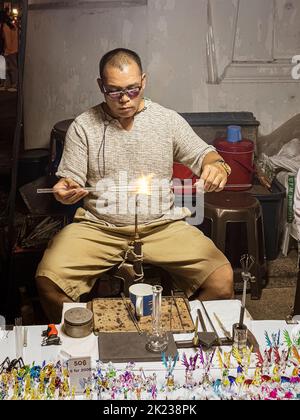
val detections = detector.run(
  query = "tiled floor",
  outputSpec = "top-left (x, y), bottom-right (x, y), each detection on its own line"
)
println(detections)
top-left (237, 249), bottom-right (299, 320)
top-left (245, 287), bottom-right (296, 320)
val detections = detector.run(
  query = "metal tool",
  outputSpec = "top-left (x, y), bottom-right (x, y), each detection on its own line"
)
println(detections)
top-left (239, 254), bottom-right (255, 327)
top-left (232, 323), bottom-right (248, 351)
top-left (213, 313), bottom-right (232, 340)
top-left (23, 327), bottom-right (28, 347)
top-left (169, 297), bottom-right (173, 331)
top-left (199, 302), bottom-right (223, 349)
top-left (15, 317), bottom-right (24, 359)
top-left (241, 254), bottom-right (255, 273)
top-left (175, 337), bottom-right (232, 349)
top-left (171, 290), bottom-right (184, 329)
top-left (192, 316), bottom-right (199, 346)
top-left (121, 293), bottom-right (142, 335)
top-left (41, 324), bottom-right (62, 346)
top-left (131, 194), bottom-right (144, 282)
top-left (246, 329), bottom-right (261, 353)
top-left (196, 308), bottom-right (217, 348)
top-left (197, 309), bottom-right (207, 332)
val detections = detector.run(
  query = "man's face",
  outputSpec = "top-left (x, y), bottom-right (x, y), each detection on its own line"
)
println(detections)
top-left (98, 61), bottom-right (146, 119)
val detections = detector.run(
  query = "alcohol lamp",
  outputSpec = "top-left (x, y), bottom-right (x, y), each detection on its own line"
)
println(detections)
top-left (63, 308), bottom-right (93, 338)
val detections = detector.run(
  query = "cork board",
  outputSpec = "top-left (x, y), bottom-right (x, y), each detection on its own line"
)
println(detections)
top-left (92, 297), bottom-right (195, 334)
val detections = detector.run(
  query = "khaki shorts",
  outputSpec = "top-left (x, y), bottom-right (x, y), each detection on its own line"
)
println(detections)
top-left (36, 208), bottom-right (229, 301)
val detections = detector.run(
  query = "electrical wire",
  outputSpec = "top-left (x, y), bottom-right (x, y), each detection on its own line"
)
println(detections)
top-left (97, 120), bottom-right (109, 178)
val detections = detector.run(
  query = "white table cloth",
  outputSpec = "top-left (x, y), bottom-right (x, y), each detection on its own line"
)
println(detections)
top-left (1, 299), bottom-right (298, 372)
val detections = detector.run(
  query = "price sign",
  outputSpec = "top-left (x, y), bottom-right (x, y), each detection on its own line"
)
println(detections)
top-left (68, 357), bottom-right (92, 394)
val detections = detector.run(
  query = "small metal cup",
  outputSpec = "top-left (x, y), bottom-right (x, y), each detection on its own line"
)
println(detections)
top-left (232, 323), bottom-right (248, 352)
top-left (64, 308), bottom-right (93, 338)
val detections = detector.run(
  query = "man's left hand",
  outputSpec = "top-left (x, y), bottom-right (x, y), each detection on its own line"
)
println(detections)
top-left (200, 162), bottom-right (228, 193)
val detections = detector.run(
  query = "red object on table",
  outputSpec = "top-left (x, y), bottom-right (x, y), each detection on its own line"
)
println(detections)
top-left (172, 163), bottom-right (199, 195)
top-left (214, 136), bottom-right (255, 192)
top-left (42, 324), bottom-right (62, 346)
top-left (44, 324), bottom-right (58, 337)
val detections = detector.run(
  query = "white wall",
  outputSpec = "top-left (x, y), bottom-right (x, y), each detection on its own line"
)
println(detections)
top-left (24, 0), bottom-right (300, 149)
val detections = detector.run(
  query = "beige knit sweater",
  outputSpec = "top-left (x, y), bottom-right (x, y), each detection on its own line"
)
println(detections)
top-left (56, 99), bottom-right (215, 226)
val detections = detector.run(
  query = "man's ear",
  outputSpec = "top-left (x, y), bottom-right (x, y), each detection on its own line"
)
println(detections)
top-left (97, 78), bottom-right (104, 93)
top-left (142, 73), bottom-right (147, 90)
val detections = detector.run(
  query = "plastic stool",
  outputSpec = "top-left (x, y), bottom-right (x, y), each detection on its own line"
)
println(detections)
top-left (204, 191), bottom-right (267, 299)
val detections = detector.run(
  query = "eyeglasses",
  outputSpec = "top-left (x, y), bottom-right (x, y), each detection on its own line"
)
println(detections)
top-left (102, 84), bottom-right (142, 101)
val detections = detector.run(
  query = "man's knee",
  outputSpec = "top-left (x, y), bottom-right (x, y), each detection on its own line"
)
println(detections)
top-left (35, 276), bottom-right (72, 323)
top-left (202, 264), bottom-right (234, 299)
top-left (35, 276), bottom-right (70, 302)
top-left (36, 276), bottom-right (59, 295)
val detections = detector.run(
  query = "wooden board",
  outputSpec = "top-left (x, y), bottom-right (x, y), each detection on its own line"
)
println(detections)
top-left (92, 296), bottom-right (195, 334)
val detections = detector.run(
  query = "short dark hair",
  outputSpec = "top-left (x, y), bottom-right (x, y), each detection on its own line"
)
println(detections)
top-left (99, 48), bottom-right (143, 79)
top-left (0, 9), bottom-right (14, 27)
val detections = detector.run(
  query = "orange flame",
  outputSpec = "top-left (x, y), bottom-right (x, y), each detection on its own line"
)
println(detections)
top-left (136, 175), bottom-right (154, 195)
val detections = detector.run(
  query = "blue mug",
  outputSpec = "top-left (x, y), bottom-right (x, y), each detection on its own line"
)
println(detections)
top-left (129, 284), bottom-right (153, 317)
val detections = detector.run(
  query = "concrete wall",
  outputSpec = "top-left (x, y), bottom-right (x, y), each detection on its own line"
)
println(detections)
top-left (24, 0), bottom-right (300, 149)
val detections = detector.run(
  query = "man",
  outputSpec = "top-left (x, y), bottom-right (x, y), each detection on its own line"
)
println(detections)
top-left (36, 48), bottom-right (234, 322)
top-left (1, 11), bottom-right (18, 92)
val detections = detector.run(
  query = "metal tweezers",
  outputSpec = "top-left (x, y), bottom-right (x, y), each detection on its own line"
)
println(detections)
top-left (121, 293), bottom-right (142, 335)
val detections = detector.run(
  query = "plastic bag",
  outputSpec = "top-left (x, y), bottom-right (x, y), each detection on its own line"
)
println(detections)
top-left (269, 138), bottom-right (300, 173)
top-left (262, 139), bottom-right (300, 254)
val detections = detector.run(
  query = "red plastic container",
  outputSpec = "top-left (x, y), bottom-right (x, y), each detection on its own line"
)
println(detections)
top-left (214, 136), bottom-right (255, 191)
top-left (172, 163), bottom-right (199, 194)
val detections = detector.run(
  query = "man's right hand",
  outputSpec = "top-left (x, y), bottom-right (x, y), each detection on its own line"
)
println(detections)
top-left (53, 178), bottom-right (89, 205)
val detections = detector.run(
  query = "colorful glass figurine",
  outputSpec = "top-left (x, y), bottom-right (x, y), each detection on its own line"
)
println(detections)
top-left (162, 352), bottom-right (179, 391)
top-left (198, 346), bottom-right (215, 386)
top-left (217, 349), bottom-right (232, 388)
top-left (181, 353), bottom-right (198, 389)
top-left (2, 329), bottom-right (300, 401)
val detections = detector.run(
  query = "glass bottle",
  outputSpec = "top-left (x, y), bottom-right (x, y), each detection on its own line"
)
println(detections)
top-left (146, 285), bottom-right (168, 353)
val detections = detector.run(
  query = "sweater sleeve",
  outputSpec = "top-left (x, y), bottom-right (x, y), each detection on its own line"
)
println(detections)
top-left (171, 111), bottom-right (216, 177)
top-left (56, 119), bottom-right (88, 186)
